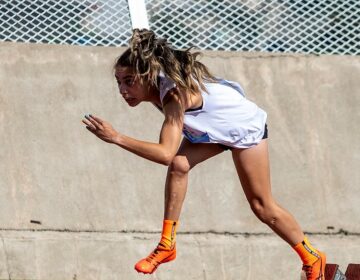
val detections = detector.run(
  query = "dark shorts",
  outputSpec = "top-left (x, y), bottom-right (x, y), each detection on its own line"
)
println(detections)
top-left (219, 124), bottom-right (268, 151)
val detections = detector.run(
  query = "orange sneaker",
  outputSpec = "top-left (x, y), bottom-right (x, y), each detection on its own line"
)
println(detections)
top-left (301, 251), bottom-right (326, 280)
top-left (134, 243), bottom-right (176, 274)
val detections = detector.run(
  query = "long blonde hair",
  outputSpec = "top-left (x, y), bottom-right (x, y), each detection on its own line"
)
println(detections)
top-left (114, 29), bottom-right (216, 95)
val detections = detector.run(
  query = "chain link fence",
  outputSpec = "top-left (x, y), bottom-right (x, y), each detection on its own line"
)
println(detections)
top-left (0, 0), bottom-right (132, 46)
top-left (146, 0), bottom-right (359, 55)
top-left (0, 0), bottom-right (359, 54)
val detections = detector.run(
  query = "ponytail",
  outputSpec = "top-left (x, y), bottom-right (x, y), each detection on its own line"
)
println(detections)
top-left (114, 29), bottom-right (216, 95)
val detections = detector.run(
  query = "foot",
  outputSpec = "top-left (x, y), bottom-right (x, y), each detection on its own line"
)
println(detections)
top-left (301, 251), bottom-right (326, 280)
top-left (134, 243), bottom-right (176, 274)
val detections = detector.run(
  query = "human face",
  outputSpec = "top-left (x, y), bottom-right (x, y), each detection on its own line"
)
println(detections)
top-left (115, 67), bottom-right (156, 107)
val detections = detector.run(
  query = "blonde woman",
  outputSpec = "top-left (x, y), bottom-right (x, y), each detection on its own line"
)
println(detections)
top-left (82, 29), bottom-right (326, 279)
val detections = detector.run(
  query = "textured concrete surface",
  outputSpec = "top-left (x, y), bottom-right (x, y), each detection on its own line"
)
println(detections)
top-left (0, 231), bottom-right (359, 280)
top-left (0, 42), bottom-right (359, 279)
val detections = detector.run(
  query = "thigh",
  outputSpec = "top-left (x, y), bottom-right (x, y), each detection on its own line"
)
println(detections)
top-left (176, 138), bottom-right (225, 169)
top-left (231, 139), bottom-right (273, 202)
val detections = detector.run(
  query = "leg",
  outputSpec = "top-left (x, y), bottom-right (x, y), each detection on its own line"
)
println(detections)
top-left (164, 138), bottom-right (225, 220)
top-left (232, 139), bottom-right (326, 280)
top-left (231, 139), bottom-right (304, 245)
top-left (135, 139), bottom-right (225, 274)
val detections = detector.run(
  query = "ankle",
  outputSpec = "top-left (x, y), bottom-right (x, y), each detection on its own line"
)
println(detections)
top-left (159, 220), bottom-right (178, 249)
top-left (293, 237), bottom-right (321, 265)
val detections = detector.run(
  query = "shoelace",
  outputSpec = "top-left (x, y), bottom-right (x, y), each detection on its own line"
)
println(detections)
top-left (145, 242), bottom-right (174, 264)
top-left (146, 249), bottom-right (159, 262)
top-left (145, 244), bottom-right (169, 265)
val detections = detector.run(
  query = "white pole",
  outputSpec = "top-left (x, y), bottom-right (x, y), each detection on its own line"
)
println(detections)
top-left (127, 0), bottom-right (150, 29)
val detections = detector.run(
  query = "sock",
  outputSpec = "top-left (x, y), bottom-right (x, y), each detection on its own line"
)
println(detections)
top-left (293, 236), bottom-right (321, 265)
top-left (159, 220), bottom-right (178, 250)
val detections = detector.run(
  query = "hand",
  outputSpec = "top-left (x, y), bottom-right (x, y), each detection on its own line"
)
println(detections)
top-left (82, 114), bottom-right (120, 143)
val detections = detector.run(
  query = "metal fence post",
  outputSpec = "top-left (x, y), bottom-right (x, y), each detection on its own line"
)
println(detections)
top-left (127, 0), bottom-right (149, 29)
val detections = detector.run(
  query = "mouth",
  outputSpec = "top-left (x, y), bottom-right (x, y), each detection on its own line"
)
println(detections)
top-left (124, 97), bottom-right (138, 105)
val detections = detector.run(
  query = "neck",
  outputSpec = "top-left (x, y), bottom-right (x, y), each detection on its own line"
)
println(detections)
top-left (147, 85), bottom-right (161, 106)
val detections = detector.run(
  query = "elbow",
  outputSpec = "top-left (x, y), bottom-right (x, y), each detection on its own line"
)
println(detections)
top-left (160, 152), bottom-right (174, 166)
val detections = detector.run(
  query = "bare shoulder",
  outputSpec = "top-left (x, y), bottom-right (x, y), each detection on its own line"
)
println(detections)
top-left (162, 88), bottom-right (185, 124)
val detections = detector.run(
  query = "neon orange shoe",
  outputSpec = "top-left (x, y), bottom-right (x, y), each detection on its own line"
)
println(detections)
top-left (134, 243), bottom-right (176, 274)
top-left (301, 251), bottom-right (326, 280)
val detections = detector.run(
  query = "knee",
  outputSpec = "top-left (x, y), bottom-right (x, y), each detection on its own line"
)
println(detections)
top-left (249, 198), bottom-right (278, 226)
top-left (169, 155), bottom-right (191, 175)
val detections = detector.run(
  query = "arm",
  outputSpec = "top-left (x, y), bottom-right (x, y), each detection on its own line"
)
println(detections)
top-left (83, 91), bottom-right (184, 166)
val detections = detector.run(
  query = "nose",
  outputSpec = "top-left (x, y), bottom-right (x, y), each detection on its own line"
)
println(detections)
top-left (121, 91), bottom-right (130, 99)
top-left (119, 85), bottom-right (128, 96)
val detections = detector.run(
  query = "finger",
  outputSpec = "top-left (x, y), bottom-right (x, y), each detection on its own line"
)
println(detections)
top-left (85, 115), bottom-right (101, 129)
top-left (89, 114), bottom-right (104, 125)
top-left (86, 126), bottom-right (97, 133)
top-left (82, 119), bottom-right (96, 130)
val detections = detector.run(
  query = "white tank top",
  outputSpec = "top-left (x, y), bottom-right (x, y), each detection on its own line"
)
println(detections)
top-left (158, 72), bottom-right (267, 149)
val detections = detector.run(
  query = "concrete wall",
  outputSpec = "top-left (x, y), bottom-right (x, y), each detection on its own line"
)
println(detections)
top-left (0, 42), bottom-right (359, 279)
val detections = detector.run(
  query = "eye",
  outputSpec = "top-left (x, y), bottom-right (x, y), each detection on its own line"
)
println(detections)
top-left (125, 79), bottom-right (134, 86)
